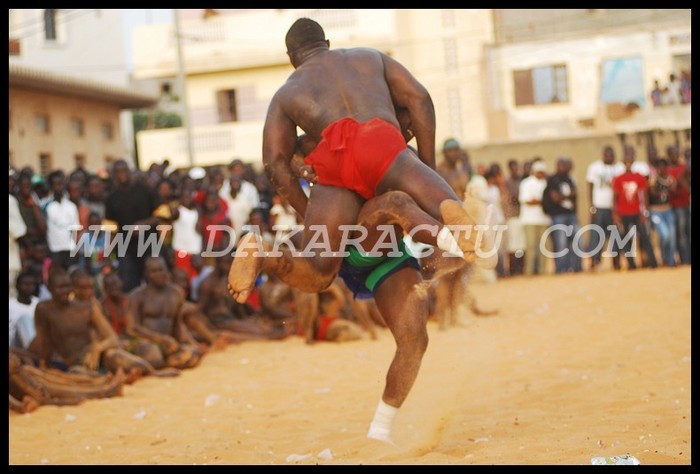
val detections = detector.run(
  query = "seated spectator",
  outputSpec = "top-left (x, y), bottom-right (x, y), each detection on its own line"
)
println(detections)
top-left (127, 257), bottom-right (203, 370)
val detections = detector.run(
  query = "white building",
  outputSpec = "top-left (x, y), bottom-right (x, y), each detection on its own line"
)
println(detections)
top-left (8, 9), bottom-right (158, 168)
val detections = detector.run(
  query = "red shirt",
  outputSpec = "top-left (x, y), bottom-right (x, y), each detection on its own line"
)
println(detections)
top-left (612, 172), bottom-right (647, 216)
top-left (668, 164), bottom-right (691, 207)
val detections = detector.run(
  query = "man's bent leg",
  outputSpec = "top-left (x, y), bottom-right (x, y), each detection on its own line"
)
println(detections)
top-left (228, 185), bottom-right (364, 303)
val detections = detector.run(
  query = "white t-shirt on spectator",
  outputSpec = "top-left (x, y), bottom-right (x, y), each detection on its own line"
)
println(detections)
top-left (518, 175), bottom-right (551, 225)
top-left (586, 160), bottom-right (625, 209)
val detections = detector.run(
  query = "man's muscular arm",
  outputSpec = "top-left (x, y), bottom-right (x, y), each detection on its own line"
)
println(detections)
top-left (382, 53), bottom-right (436, 170)
top-left (263, 95), bottom-right (310, 217)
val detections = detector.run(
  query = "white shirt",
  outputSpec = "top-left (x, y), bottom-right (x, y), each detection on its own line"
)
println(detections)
top-left (518, 175), bottom-right (551, 225)
top-left (631, 161), bottom-right (651, 177)
top-left (663, 80), bottom-right (681, 105)
top-left (9, 194), bottom-right (27, 272)
top-left (45, 195), bottom-right (79, 252)
top-left (269, 203), bottom-right (298, 232)
top-left (486, 185), bottom-right (505, 225)
top-left (219, 180), bottom-right (260, 211)
top-left (172, 205), bottom-right (202, 255)
top-left (9, 296), bottom-right (38, 348)
top-left (586, 161), bottom-right (625, 209)
top-left (466, 175), bottom-right (489, 203)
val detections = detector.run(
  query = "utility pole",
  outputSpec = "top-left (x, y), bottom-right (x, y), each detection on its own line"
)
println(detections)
top-left (173, 9), bottom-right (195, 167)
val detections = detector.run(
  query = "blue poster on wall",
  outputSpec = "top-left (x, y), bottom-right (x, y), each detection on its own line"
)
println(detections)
top-left (600, 57), bottom-right (646, 107)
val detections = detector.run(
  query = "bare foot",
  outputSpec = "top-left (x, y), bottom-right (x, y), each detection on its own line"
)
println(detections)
top-left (228, 232), bottom-right (266, 304)
top-left (439, 199), bottom-right (497, 269)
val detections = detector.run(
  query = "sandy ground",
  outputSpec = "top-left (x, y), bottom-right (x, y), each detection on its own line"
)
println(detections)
top-left (9, 266), bottom-right (691, 465)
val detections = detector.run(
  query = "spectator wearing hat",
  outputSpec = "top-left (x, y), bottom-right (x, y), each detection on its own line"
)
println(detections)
top-left (437, 138), bottom-right (469, 200)
top-left (518, 160), bottom-right (551, 275)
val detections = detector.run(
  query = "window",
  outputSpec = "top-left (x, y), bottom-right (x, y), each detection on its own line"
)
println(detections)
top-left (102, 122), bottom-right (114, 140)
top-left (513, 65), bottom-right (568, 106)
top-left (443, 38), bottom-right (458, 74)
top-left (39, 154), bottom-right (52, 177)
top-left (35, 114), bottom-right (50, 134)
top-left (441, 9), bottom-right (456, 28)
top-left (44, 9), bottom-right (57, 41)
top-left (599, 57), bottom-right (645, 107)
top-left (216, 89), bottom-right (238, 123)
top-left (71, 118), bottom-right (84, 137)
top-left (447, 88), bottom-right (463, 140)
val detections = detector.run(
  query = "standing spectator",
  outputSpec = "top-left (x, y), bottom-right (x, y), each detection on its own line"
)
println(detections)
top-left (680, 70), bottom-right (691, 104)
top-left (612, 149), bottom-right (658, 270)
top-left (650, 80), bottom-right (663, 107)
top-left (67, 178), bottom-right (91, 243)
top-left (223, 175), bottom-right (257, 245)
top-left (519, 160), bottom-right (551, 275)
top-left (45, 170), bottom-right (80, 271)
top-left (269, 193), bottom-right (298, 234)
top-left (171, 188), bottom-right (202, 281)
top-left (254, 174), bottom-right (274, 220)
top-left (484, 165), bottom-right (507, 277)
top-left (503, 159), bottom-right (525, 276)
top-left (667, 145), bottom-right (691, 265)
top-left (586, 145), bottom-right (623, 271)
top-left (648, 158), bottom-right (677, 267)
top-left (662, 73), bottom-right (681, 105)
top-left (199, 189), bottom-right (231, 256)
top-left (9, 191), bottom-right (27, 299)
top-left (437, 138), bottom-right (469, 200)
top-left (543, 157), bottom-right (581, 274)
top-left (105, 159), bottom-right (159, 292)
top-left (15, 173), bottom-right (47, 240)
top-left (84, 175), bottom-right (106, 221)
top-left (219, 159), bottom-right (260, 212)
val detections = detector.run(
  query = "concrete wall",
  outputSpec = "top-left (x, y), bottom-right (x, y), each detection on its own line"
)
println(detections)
top-left (8, 9), bottom-right (129, 87)
top-left (9, 87), bottom-right (126, 173)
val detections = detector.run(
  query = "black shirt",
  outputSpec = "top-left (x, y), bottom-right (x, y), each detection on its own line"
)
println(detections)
top-left (543, 174), bottom-right (577, 216)
top-left (105, 182), bottom-right (157, 255)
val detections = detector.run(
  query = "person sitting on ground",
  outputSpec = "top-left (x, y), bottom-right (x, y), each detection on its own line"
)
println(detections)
top-left (127, 257), bottom-right (203, 370)
top-left (34, 269), bottom-right (173, 383)
top-left (99, 272), bottom-right (180, 375)
top-left (9, 349), bottom-right (125, 413)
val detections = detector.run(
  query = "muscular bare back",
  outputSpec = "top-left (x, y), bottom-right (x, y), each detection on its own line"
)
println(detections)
top-left (276, 48), bottom-right (405, 140)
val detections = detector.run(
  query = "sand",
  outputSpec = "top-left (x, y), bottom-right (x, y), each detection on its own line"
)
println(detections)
top-left (9, 266), bottom-right (691, 465)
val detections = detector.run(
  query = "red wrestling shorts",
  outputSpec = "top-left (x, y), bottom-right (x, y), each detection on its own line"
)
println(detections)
top-left (303, 117), bottom-right (407, 199)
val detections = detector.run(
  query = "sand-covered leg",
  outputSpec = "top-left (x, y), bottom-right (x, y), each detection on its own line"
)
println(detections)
top-left (439, 199), bottom-right (497, 269)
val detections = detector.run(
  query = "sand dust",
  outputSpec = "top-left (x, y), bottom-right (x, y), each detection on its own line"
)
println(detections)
top-left (9, 266), bottom-right (691, 465)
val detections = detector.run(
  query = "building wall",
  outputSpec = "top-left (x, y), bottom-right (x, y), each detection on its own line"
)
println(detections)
top-left (487, 25), bottom-right (691, 142)
top-left (8, 9), bottom-right (128, 87)
top-left (9, 87), bottom-right (126, 173)
top-left (494, 9), bottom-right (691, 44)
top-left (134, 9), bottom-right (496, 167)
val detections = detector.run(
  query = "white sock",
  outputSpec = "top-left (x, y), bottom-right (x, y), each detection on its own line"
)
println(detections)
top-left (367, 399), bottom-right (398, 443)
top-left (436, 226), bottom-right (464, 257)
